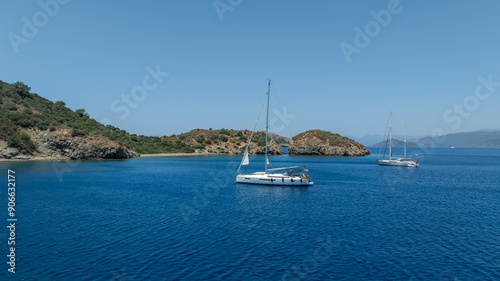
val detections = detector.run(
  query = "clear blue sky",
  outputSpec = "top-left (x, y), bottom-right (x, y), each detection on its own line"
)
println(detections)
top-left (1, 0), bottom-right (500, 139)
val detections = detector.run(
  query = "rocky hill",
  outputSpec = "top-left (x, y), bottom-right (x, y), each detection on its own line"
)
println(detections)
top-left (165, 129), bottom-right (284, 155)
top-left (288, 129), bottom-right (370, 156)
top-left (0, 81), bottom-right (142, 160)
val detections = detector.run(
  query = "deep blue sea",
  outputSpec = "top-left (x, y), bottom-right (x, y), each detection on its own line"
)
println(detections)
top-left (1, 147), bottom-right (499, 280)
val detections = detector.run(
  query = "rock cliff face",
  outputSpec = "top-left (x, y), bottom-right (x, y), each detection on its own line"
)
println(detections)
top-left (0, 141), bottom-right (23, 159)
top-left (288, 130), bottom-right (370, 156)
top-left (0, 129), bottom-right (137, 160)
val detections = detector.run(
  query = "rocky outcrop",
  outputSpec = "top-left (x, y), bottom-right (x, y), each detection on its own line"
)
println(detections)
top-left (0, 129), bottom-right (137, 160)
top-left (33, 130), bottom-right (137, 159)
top-left (0, 141), bottom-right (27, 159)
top-left (288, 129), bottom-right (370, 156)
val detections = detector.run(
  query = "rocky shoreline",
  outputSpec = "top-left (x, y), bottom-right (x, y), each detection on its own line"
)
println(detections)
top-left (0, 128), bottom-right (371, 160)
top-left (0, 129), bottom-right (137, 160)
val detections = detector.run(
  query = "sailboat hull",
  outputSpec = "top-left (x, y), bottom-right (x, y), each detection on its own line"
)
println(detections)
top-left (377, 159), bottom-right (419, 167)
top-left (236, 174), bottom-right (313, 186)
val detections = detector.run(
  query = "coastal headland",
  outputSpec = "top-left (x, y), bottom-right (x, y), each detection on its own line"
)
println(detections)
top-left (0, 80), bottom-right (369, 160)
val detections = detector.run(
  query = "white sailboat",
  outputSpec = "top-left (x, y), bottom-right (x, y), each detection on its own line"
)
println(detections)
top-left (377, 112), bottom-right (419, 168)
top-left (236, 80), bottom-right (313, 186)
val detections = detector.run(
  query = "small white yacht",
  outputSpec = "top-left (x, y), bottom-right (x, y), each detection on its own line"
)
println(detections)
top-left (377, 112), bottom-right (419, 168)
top-left (236, 80), bottom-right (313, 186)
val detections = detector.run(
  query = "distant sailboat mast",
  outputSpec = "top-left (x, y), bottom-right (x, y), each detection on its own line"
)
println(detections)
top-left (389, 112), bottom-right (392, 159)
top-left (265, 79), bottom-right (270, 173)
top-left (404, 123), bottom-right (407, 159)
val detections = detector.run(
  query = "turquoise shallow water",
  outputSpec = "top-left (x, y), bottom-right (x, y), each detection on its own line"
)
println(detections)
top-left (1, 147), bottom-right (499, 280)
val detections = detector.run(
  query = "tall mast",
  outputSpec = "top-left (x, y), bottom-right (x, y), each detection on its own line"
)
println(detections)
top-left (265, 79), bottom-right (270, 173)
top-left (404, 123), bottom-right (407, 159)
top-left (389, 112), bottom-right (392, 159)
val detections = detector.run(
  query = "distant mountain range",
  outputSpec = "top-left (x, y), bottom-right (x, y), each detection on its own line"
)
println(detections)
top-left (417, 130), bottom-right (500, 147)
top-left (354, 130), bottom-right (500, 148)
top-left (350, 134), bottom-right (422, 147)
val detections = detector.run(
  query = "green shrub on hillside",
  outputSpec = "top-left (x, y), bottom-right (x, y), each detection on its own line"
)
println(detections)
top-left (219, 128), bottom-right (230, 136)
top-left (71, 129), bottom-right (87, 137)
top-left (252, 132), bottom-right (266, 147)
top-left (7, 131), bottom-right (36, 154)
top-left (196, 135), bottom-right (205, 143)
